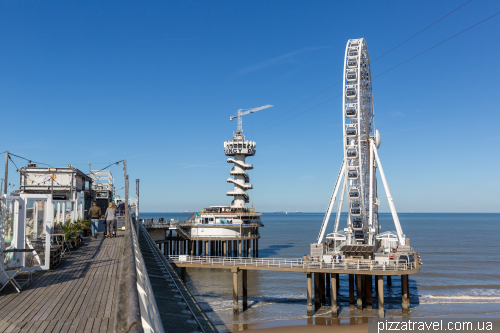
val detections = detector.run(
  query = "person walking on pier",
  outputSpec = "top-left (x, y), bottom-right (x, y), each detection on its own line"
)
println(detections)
top-left (104, 202), bottom-right (117, 238)
top-left (89, 201), bottom-right (102, 239)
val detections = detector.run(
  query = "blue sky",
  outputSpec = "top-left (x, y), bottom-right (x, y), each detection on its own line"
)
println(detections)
top-left (1, 1), bottom-right (499, 212)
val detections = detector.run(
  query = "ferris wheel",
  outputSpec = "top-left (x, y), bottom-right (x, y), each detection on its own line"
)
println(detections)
top-left (317, 38), bottom-right (406, 247)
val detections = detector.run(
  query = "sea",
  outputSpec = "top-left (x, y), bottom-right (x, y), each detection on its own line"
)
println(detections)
top-left (139, 212), bottom-right (500, 331)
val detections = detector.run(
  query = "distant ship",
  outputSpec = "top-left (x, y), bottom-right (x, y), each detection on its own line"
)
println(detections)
top-left (273, 211), bottom-right (284, 213)
top-left (296, 211), bottom-right (302, 213)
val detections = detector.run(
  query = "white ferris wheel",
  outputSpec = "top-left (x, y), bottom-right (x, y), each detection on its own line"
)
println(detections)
top-left (317, 38), bottom-right (406, 248)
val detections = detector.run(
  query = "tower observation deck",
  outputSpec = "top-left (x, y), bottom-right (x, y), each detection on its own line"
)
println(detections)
top-left (225, 129), bottom-right (256, 210)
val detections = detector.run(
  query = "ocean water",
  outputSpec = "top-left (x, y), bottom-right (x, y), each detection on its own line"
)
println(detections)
top-left (140, 212), bottom-right (500, 330)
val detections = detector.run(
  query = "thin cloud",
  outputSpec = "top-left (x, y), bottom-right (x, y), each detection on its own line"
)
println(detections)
top-left (235, 46), bottom-right (330, 76)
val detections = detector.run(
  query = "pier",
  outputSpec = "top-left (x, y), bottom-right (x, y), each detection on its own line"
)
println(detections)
top-left (0, 230), bottom-right (121, 332)
top-left (1, 208), bottom-right (217, 332)
top-left (164, 253), bottom-right (418, 317)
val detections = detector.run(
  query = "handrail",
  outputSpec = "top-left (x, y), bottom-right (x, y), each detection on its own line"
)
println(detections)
top-left (114, 216), bottom-right (144, 333)
top-left (114, 216), bottom-right (164, 333)
top-left (166, 255), bottom-right (418, 272)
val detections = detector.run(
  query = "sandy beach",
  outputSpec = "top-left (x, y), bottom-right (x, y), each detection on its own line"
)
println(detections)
top-left (227, 317), bottom-right (369, 333)
top-left (250, 323), bottom-right (368, 333)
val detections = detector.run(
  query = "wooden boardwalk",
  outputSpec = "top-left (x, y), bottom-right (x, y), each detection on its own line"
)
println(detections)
top-left (0, 234), bottom-right (122, 333)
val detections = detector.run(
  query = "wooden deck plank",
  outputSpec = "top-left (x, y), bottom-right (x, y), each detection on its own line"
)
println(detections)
top-left (99, 318), bottom-right (109, 333)
top-left (97, 241), bottom-right (117, 317)
top-left (83, 318), bottom-right (94, 333)
top-left (0, 235), bottom-right (123, 333)
top-left (92, 240), bottom-right (118, 318)
top-left (57, 319), bottom-right (73, 333)
top-left (9, 242), bottom-right (97, 325)
top-left (91, 318), bottom-right (101, 333)
top-left (77, 240), bottom-right (113, 320)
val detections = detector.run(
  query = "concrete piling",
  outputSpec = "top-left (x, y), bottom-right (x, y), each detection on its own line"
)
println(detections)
top-left (307, 273), bottom-right (313, 316)
top-left (232, 267), bottom-right (239, 314)
top-left (377, 275), bottom-right (384, 318)
top-left (326, 273), bottom-right (331, 297)
top-left (314, 273), bottom-right (321, 310)
top-left (331, 273), bottom-right (338, 318)
top-left (366, 275), bottom-right (372, 310)
top-left (402, 275), bottom-right (409, 312)
top-left (349, 274), bottom-right (355, 308)
top-left (356, 274), bottom-right (363, 308)
top-left (242, 270), bottom-right (248, 310)
top-left (181, 267), bottom-right (186, 283)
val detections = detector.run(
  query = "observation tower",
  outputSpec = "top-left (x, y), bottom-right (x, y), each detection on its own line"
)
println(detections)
top-left (170, 105), bottom-right (272, 259)
top-left (225, 130), bottom-right (255, 209)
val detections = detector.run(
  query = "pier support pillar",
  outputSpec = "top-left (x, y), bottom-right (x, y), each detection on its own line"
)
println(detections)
top-left (228, 241), bottom-right (232, 257)
top-left (366, 275), bottom-right (373, 310)
top-left (331, 274), bottom-right (338, 318)
top-left (238, 241), bottom-right (242, 258)
top-left (252, 239), bottom-right (256, 257)
top-left (349, 274), bottom-right (355, 308)
top-left (256, 239), bottom-right (259, 257)
top-left (325, 273), bottom-right (331, 297)
top-left (307, 273), bottom-right (313, 316)
top-left (198, 241), bottom-right (202, 256)
top-left (377, 275), bottom-right (384, 318)
top-left (242, 270), bottom-right (248, 310)
top-left (181, 267), bottom-right (186, 283)
top-left (387, 275), bottom-right (392, 286)
top-left (223, 241), bottom-right (227, 257)
top-left (247, 240), bottom-right (250, 258)
top-left (205, 241), bottom-right (208, 256)
top-left (314, 273), bottom-right (321, 310)
top-left (401, 275), bottom-right (409, 312)
top-left (232, 267), bottom-right (239, 314)
top-left (356, 274), bottom-right (363, 308)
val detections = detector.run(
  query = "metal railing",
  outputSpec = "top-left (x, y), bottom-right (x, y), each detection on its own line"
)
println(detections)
top-left (138, 223), bottom-right (207, 333)
top-left (115, 216), bottom-right (164, 333)
top-left (166, 255), bottom-right (418, 272)
top-left (188, 234), bottom-right (259, 240)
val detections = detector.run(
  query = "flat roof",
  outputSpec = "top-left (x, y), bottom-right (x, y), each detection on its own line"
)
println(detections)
top-left (340, 245), bottom-right (375, 253)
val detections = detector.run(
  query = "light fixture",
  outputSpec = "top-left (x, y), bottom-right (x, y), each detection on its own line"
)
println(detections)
top-left (68, 164), bottom-right (72, 168)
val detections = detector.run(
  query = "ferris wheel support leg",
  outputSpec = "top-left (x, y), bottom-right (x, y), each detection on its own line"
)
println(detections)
top-left (317, 160), bottom-right (345, 244)
top-left (370, 141), bottom-right (406, 246)
top-left (334, 179), bottom-right (347, 234)
top-left (368, 142), bottom-right (374, 245)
